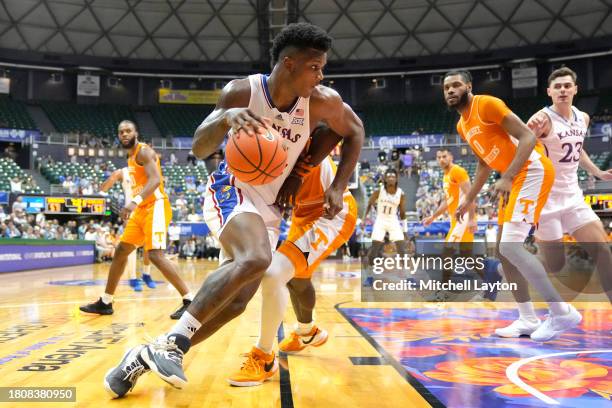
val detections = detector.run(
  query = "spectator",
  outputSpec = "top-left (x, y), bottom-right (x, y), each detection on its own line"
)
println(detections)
top-left (10, 176), bottom-right (22, 193)
top-left (181, 236), bottom-right (197, 259)
top-left (167, 223), bottom-right (181, 254)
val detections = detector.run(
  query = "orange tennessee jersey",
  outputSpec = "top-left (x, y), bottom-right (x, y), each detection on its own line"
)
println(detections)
top-left (443, 164), bottom-right (469, 218)
top-left (457, 95), bottom-right (543, 173)
top-left (293, 157), bottom-right (344, 218)
top-left (127, 143), bottom-right (167, 207)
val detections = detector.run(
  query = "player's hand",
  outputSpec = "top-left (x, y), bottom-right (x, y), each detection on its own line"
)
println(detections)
top-left (595, 168), bottom-right (612, 181)
top-left (469, 221), bottom-right (478, 233)
top-left (455, 201), bottom-right (470, 222)
top-left (490, 176), bottom-right (513, 207)
top-left (120, 202), bottom-right (137, 221)
top-left (527, 112), bottom-right (547, 135)
top-left (422, 215), bottom-right (434, 226)
top-left (224, 108), bottom-right (269, 136)
top-left (323, 186), bottom-right (343, 219)
top-left (275, 174), bottom-right (302, 209)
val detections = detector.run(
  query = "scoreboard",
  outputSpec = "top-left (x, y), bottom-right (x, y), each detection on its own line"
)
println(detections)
top-left (584, 193), bottom-right (611, 212)
top-left (20, 195), bottom-right (111, 215)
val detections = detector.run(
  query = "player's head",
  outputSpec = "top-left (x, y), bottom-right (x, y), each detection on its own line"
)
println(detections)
top-left (443, 70), bottom-right (472, 110)
top-left (436, 148), bottom-right (453, 169)
top-left (383, 169), bottom-right (398, 190)
top-left (547, 67), bottom-right (577, 106)
top-left (271, 22), bottom-right (332, 97)
top-left (117, 120), bottom-right (138, 149)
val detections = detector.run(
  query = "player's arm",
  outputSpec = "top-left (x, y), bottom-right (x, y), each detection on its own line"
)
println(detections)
top-left (579, 113), bottom-right (612, 180)
top-left (457, 158), bottom-right (491, 222)
top-left (526, 110), bottom-right (552, 138)
top-left (137, 147), bottom-right (162, 201)
top-left (459, 179), bottom-right (477, 229)
top-left (99, 169), bottom-right (122, 193)
top-left (192, 79), bottom-right (266, 159)
top-left (364, 190), bottom-right (380, 221)
top-left (422, 199), bottom-right (447, 226)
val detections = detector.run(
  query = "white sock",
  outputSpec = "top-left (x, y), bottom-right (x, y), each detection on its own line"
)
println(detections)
top-left (101, 293), bottom-right (113, 305)
top-left (125, 251), bottom-right (137, 280)
top-left (183, 292), bottom-right (194, 301)
top-left (517, 302), bottom-right (538, 322)
top-left (143, 264), bottom-right (151, 277)
top-left (256, 254), bottom-right (294, 354)
top-left (296, 321), bottom-right (314, 335)
top-left (170, 311), bottom-right (201, 339)
top-left (549, 302), bottom-right (570, 316)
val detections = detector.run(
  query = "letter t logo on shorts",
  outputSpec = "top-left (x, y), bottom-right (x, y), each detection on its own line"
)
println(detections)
top-left (519, 198), bottom-right (535, 215)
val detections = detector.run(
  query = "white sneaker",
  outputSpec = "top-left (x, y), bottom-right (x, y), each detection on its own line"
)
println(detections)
top-left (530, 305), bottom-right (582, 342)
top-left (495, 318), bottom-right (541, 338)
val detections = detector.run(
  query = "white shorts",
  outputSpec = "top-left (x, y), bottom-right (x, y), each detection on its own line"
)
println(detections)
top-left (371, 218), bottom-right (404, 242)
top-left (203, 162), bottom-right (281, 262)
top-left (535, 190), bottom-right (600, 241)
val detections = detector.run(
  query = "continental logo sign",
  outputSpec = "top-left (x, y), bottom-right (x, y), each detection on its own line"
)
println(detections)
top-left (159, 89), bottom-right (222, 105)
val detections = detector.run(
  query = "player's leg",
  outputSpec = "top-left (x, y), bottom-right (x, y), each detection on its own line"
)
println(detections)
top-left (571, 219), bottom-right (612, 301)
top-left (80, 211), bottom-right (142, 315)
top-left (367, 219), bottom-right (386, 265)
top-left (126, 250), bottom-right (143, 292)
top-left (141, 250), bottom-right (156, 288)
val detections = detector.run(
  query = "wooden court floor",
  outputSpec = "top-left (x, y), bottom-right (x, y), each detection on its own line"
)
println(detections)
top-left (0, 260), bottom-right (610, 408)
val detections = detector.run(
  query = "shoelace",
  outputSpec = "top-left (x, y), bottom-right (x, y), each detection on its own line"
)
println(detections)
top-left (145, 335), bottom-right (184, 365)
top-left (122, 359), bottom-right (147, 386)
top-left (239, 353), bottom-right (262, 374)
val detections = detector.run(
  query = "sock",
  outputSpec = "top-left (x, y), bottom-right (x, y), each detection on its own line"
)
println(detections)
top-left (549, 302), bottom-right (570, 316)
top-left (183, 292), bottom-right (194, 302)
top-left (517, 302), bottom-right (538, 323)
top-left (170, 311), bottom-right (201, 339)
top-left (256, 254), bottom-right (294, 354)
top-left (296, 321), bottom-right (314, 335)
top-left (143, 264), bottom-right (151, 277)
top-left (126, 251), bottom-right (137, 280)
top-left (101, 293), bottom-right (113, 305)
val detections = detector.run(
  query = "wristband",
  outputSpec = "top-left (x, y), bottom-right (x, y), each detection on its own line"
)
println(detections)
top-left (132, 195), bottom-right (143, 205)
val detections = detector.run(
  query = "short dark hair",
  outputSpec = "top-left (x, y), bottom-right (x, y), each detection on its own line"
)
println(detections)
top-left (437, 148), bottom-right (452, 155)
top-left (118, 120), bottom-right (138, 132)
top-left (384, 168), bottom-right (398, 176)
top-left (271, 23), bottom-right (332, 64)
top-left (548, 67), bottom-right (577, 85)
top-left (443, 70), bottom-right (472, 83)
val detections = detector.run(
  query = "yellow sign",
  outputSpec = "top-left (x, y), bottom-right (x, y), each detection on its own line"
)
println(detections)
top-left (159, 89), bottom-right (221, 105)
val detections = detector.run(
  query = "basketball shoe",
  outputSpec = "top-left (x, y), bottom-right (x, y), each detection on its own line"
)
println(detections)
top-left (79, 298), bottom-right (113, 315)
top-left (279, 326), bottom-right (328, 353)
top-left (141, 333), bottom-right (190, 389)
top-left (142, 274), bottom-right (157, 289)
top-left (170, 299), bottom-right (191, 320)
top-left (129, 278), bottom-right (143, 292)
top-left (104, 345), bottom-right (149, 398)
top-left (494, 317), bottom-right (541, 337)
top-left (531, 304), bottom-right (582, 342)
top-left (227, 347), bottom-right (278, 387)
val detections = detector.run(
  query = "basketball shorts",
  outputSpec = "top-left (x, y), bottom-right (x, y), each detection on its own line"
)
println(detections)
top-left (498, 155), bottom-right (554, 226)
top-left (534, 189), bottom-right (600, 241)
top-left (278, 194), bottom-right (357, 279)
top-left (446, 217), bottom-right (474, 243)
top-left (121, 198), bottom-right (171, 251)
top-left (371, 217), bottom-right (404, 242)
top-left (203, 162), bottom-right (281, 261)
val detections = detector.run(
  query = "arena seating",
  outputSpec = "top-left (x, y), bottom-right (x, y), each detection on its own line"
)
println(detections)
top-left (0, 96), bottom-right (37, 130)
top-left (40, 102), bottom-right (135, 140)
top-left (150, 105), bottom-right (215, 138)
top-left (0, 158), bottom-right (43, 193)
top-left (361, 103), bottom-right (456, 136)
top-left (41, 161), bottom-right (117, 185)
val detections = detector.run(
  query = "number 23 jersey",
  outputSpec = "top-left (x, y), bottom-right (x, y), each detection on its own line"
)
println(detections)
top-left (540, 105), bottom-right (588, 194)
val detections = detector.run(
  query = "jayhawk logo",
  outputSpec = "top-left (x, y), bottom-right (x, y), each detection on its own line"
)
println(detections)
top-left (218, 186), bottom-right (233, 203)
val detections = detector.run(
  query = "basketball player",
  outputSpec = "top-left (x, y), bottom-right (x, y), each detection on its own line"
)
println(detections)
top-left (525, 67), bottom-right (612, 303)
top-left (80, 120), bottom-right (194, 320)
top-left (444, 70), bottom-right (581, 342)
top-left (422, 149), bottom-right (476, 242)
top-left (103, 23), bottom-right (364, 397)
top-left (99, 168), bottom-right (157, 291)
top-left (364, 169), bottom-right (408, 264)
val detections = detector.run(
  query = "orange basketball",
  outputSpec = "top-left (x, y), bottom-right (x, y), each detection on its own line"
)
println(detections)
top-left (225, 127), bottom-right (288, 185)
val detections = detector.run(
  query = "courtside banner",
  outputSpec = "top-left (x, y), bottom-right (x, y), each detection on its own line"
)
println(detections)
top-left (0, 240), bottom-right (94, 273)
top-left (370, 134), bottom-right (444, 149)
top-left (158, 89), bottom-right (221, 104)
top-left (361, 242), bottom-right (611, 302)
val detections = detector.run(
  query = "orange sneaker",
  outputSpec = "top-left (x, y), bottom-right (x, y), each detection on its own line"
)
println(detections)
top-left (279, 326), bottom-right (328, 353)
top-left (227, 347), bottom-right (278, 387)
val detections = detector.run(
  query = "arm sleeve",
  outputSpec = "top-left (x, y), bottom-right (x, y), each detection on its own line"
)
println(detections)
top-left (478, 95), bottom-right (512, 125)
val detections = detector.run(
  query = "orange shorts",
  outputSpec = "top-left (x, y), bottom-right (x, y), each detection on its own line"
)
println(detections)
top-left (121, 198), bottom-right (172, 251)
top-left (498, 155), bottom-right (554, 226)
top-left (446, 218), bottom-right (474, 243)
top-left (278, 194), bottom-right (357, 279)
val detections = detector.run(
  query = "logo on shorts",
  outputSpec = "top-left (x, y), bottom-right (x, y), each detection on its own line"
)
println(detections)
top-left (519, 198), bottom-right (535, 215)
top-left (218, 186), bottom-right (232, 203)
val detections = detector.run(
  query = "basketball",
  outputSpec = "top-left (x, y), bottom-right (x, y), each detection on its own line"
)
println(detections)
top-left (225, 126), bottom-right (288, 185)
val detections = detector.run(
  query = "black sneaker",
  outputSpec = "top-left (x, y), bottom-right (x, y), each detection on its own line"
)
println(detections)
top-left (141, 334), bottom-right (190, 389)
top-left (80, 297), bottom-right (113, 315)
top-left (104, 345), bottom-right (149, 398)
top-left (170, 299), bottom-right (191, 320)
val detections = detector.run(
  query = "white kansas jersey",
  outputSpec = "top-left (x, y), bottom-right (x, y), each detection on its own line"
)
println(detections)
top-left (121, 167), bottom-right (133, 206)
top-left (232, 74), bottom-right (311, 205)
top-left (541, 106), bottom-right (588, 193)
top-left (376, 187), bottom-right (403, 220)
